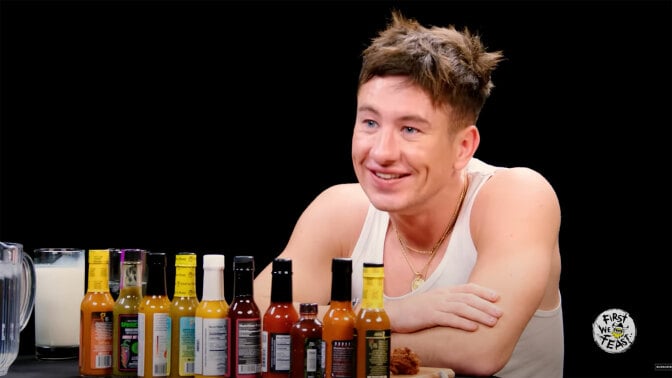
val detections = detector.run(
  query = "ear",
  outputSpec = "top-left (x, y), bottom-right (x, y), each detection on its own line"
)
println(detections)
top-left (454, 125), bottom-right (479, 170)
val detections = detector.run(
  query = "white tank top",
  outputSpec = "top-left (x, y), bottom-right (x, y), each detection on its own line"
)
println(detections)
top-left (349, 157), bottom-right (564, 378)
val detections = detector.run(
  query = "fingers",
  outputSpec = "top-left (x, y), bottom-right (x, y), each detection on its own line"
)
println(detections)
top-left (431, 298), bottom-right (500, 331)
top-left (452, 283), bottom-right (500, 303)
top-left (388, 284), bottom-right (503, 333)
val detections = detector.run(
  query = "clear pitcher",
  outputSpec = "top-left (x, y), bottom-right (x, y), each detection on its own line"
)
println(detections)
top-left (0, 241), bottom-right (36, 376)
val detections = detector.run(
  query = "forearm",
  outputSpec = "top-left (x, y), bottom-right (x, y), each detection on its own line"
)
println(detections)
top-left (392, 326), bottom-right (509, 377)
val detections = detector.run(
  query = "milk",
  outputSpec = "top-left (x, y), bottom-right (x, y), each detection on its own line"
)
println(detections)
top-left (34, 264), bottom-right (85, 346)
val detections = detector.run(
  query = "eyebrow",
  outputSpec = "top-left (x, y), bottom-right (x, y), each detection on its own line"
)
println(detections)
top-left (357, 105), bottom-right (430, 126)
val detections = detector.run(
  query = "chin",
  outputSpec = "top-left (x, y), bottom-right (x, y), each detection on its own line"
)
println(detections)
top-left (366, 193), bottom-right (402, 212)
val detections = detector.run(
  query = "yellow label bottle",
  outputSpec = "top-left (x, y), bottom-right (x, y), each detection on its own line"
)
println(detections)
top-left (194, 254), bottom-right (229, 378)
top-left (138, 252), bottom-right (172, 377)
top-left (355, 262), bottom-right (390, 378)
top-left (80, 249), bottom-right (115, 377)
top-left (170, 252), bottom-right (200, 377)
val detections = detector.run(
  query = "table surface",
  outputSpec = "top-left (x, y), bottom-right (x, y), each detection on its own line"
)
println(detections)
top-left (5, 355), bottom-right (79, 378)
top-left (5, 354), bottom-right (494, 378)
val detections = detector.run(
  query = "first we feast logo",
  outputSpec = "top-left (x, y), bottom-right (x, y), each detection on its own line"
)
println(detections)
top-left (592, 308), bottom-right (636, 354)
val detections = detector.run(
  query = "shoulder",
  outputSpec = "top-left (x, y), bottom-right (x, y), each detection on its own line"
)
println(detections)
top-left (488, 167), bottom-right (558, 202)
top-left (472, 166), bottom-right (561, 236)
top-left (310, 183), bottom-right (369, 215)
top-left (297, 183), bottom-right (371, 249)
top-left (468, 158), bottom-right (553, 193)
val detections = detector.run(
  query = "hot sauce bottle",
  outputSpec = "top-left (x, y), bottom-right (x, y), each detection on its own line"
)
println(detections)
top-left (138, 252), bottom-right (172, 377)
top-left (194, 254), bottom-right (229, 378)
top-left (322, 258), bottom-right (356, 378)
top-left (261, 258), bottom-right (299, 378)
top-left (355, 263), bottom-right (390, 378)
top-left (170, 252), bottom-right (200, 378)
top-left (228, 256), bottom-right (262, 377)
top-left (113, 249), bottom-right (145, 377)
top-left (290, 303), bottom-right (322, 378)
top-left (80, 248), bottom-right (115, 377)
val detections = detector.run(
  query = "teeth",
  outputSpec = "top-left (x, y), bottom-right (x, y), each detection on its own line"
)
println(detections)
top-left (376, 172), bottom-right (402, 179)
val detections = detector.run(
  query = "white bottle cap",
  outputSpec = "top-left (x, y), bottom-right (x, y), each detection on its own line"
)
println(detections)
top-left (203, 254), bottom-right (225, 269)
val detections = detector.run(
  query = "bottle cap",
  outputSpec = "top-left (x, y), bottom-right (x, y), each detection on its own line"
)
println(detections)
top-left (123, 249), bottom-right (145, 263)
top-left (272, 258), bottom-right (292, 274)
top-left (88, 249), bottom-right (109, 264)
top-left (299, 303), bottom-right (318, 314)
top-left (203, 254), bottom-right (225, 269)
top-left (332, 258), bottom-right (352, 274)
top-left (363, 262), bottom-right (384, 278)
top-left (147, 252), bottom-right (166, 266)
top-left (175, 252), bottom-right (197, 267)
top-left (234, 255), bottom-right (254, 272)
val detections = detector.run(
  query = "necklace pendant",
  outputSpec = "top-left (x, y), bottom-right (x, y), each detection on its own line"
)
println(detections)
top-left (411, 275), bottom-right (424, 291)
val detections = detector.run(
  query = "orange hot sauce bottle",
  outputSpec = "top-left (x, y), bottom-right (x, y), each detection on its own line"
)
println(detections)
top-left (138, 252), bottom-right (172, 377)
top-left (80, 249), bottom-right (115, 377)
top-left (322, 258), bottom-right (356, 378)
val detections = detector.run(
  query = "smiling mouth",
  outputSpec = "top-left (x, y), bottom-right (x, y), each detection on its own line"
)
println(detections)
top-left (375, 172), bottom-right (405, 180)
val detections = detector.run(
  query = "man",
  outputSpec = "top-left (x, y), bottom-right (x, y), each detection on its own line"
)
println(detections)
top-left (254, 10), bottom-right (563, 377)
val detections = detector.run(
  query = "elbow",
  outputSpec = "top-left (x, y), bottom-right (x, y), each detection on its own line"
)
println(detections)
top-left (441, 345), bottom-right (511, 377)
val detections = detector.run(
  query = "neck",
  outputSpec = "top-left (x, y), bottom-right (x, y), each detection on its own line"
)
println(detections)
top-left (393, 173), bottom-right (469, 251)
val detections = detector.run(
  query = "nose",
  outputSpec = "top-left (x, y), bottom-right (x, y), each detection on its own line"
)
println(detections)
top-left (369, 127), bottom-right (399, 164)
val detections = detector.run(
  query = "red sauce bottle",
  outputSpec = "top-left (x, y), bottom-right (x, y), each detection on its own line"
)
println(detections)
top-left (261, 258), bottom-right (299, 378)
top-left (228, 256), bottom-right (262, 377)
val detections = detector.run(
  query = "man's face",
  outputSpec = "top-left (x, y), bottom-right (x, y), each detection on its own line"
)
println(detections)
top-left (352, 76), bottom-right (458, 213)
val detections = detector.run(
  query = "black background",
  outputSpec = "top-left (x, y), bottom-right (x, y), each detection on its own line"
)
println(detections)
top-left (1, 1), bottom-right (670, 377)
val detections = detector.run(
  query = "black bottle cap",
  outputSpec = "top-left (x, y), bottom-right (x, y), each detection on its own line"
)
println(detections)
top-left (147, 252), bottom-right (166, 266)
top-left (363, 262), bottom-right (383, 268)
top-left (272, 258), bottom-right (292, 274)
top-left (332, 258), bottom-right (352, 275)
top-left (122, 248), bottom-right (145, 263)
top-left (234, 255), bottom-right (255, 271)
top-left (330, 258), bottom-right (352, 302)
top-left (299, 303), bottom-right (318, 314)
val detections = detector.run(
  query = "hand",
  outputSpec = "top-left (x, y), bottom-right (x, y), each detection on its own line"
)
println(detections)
top-left (386, 283), bottom-right (502, 333)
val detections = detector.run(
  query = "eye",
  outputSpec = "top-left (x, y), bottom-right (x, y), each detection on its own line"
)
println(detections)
top-left (364, 119), bottom-right (378, 128)
top-left (402, 126), bottom-right (418, 134)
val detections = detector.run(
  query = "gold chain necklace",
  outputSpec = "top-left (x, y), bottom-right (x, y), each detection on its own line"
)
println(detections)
top-left (395, 175), bottom-right (469, 291)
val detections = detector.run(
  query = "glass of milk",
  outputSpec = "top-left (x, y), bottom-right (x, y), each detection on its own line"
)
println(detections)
top-left (33, 248), bottom-right (85, 360)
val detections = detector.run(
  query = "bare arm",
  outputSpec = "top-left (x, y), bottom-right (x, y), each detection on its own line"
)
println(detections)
top-left (389, 168), bottom-right (562, 376)
top-left (254, 183), bottom-right (369, 319)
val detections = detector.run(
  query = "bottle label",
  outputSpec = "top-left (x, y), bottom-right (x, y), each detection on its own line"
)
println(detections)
top-left (330, 339), bottom-right (355, 377)
top-left (234, 319), bottom-right (262, 376)
top-left (116, 314), bottom-right (139, 372)
top-left (361, 277), bottom-right (385, 309)
top-left (195, 317), bottom-right (229, 376)
top-left (265, 332), bottom-right (291, 373)
top-left (364, 329), bottom-right (390, 377)
top-left (178, 316), bottom-right (196, 375)
top-left (122, 262), bottom-right (141, 288)
top-left (88, 263), bottom-right (110, 292)
top-left (143, 313), bottom-right (170, 377)
top-left (89, 311), bottom-right (113, 369)
top-left (174, 266), bottom-right (196, 297)
top-left (304, 337), bottom-right (322, 377)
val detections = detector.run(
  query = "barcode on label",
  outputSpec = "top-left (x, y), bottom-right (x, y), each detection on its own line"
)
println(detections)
top-left (95, 354), bottom-right (112, 368)
top-left (185, 361), bottom-right (195, 374)
top-left (154, 363), bottom-right (168, 376)
top-left (239, 364), bottom-right (260, 374)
